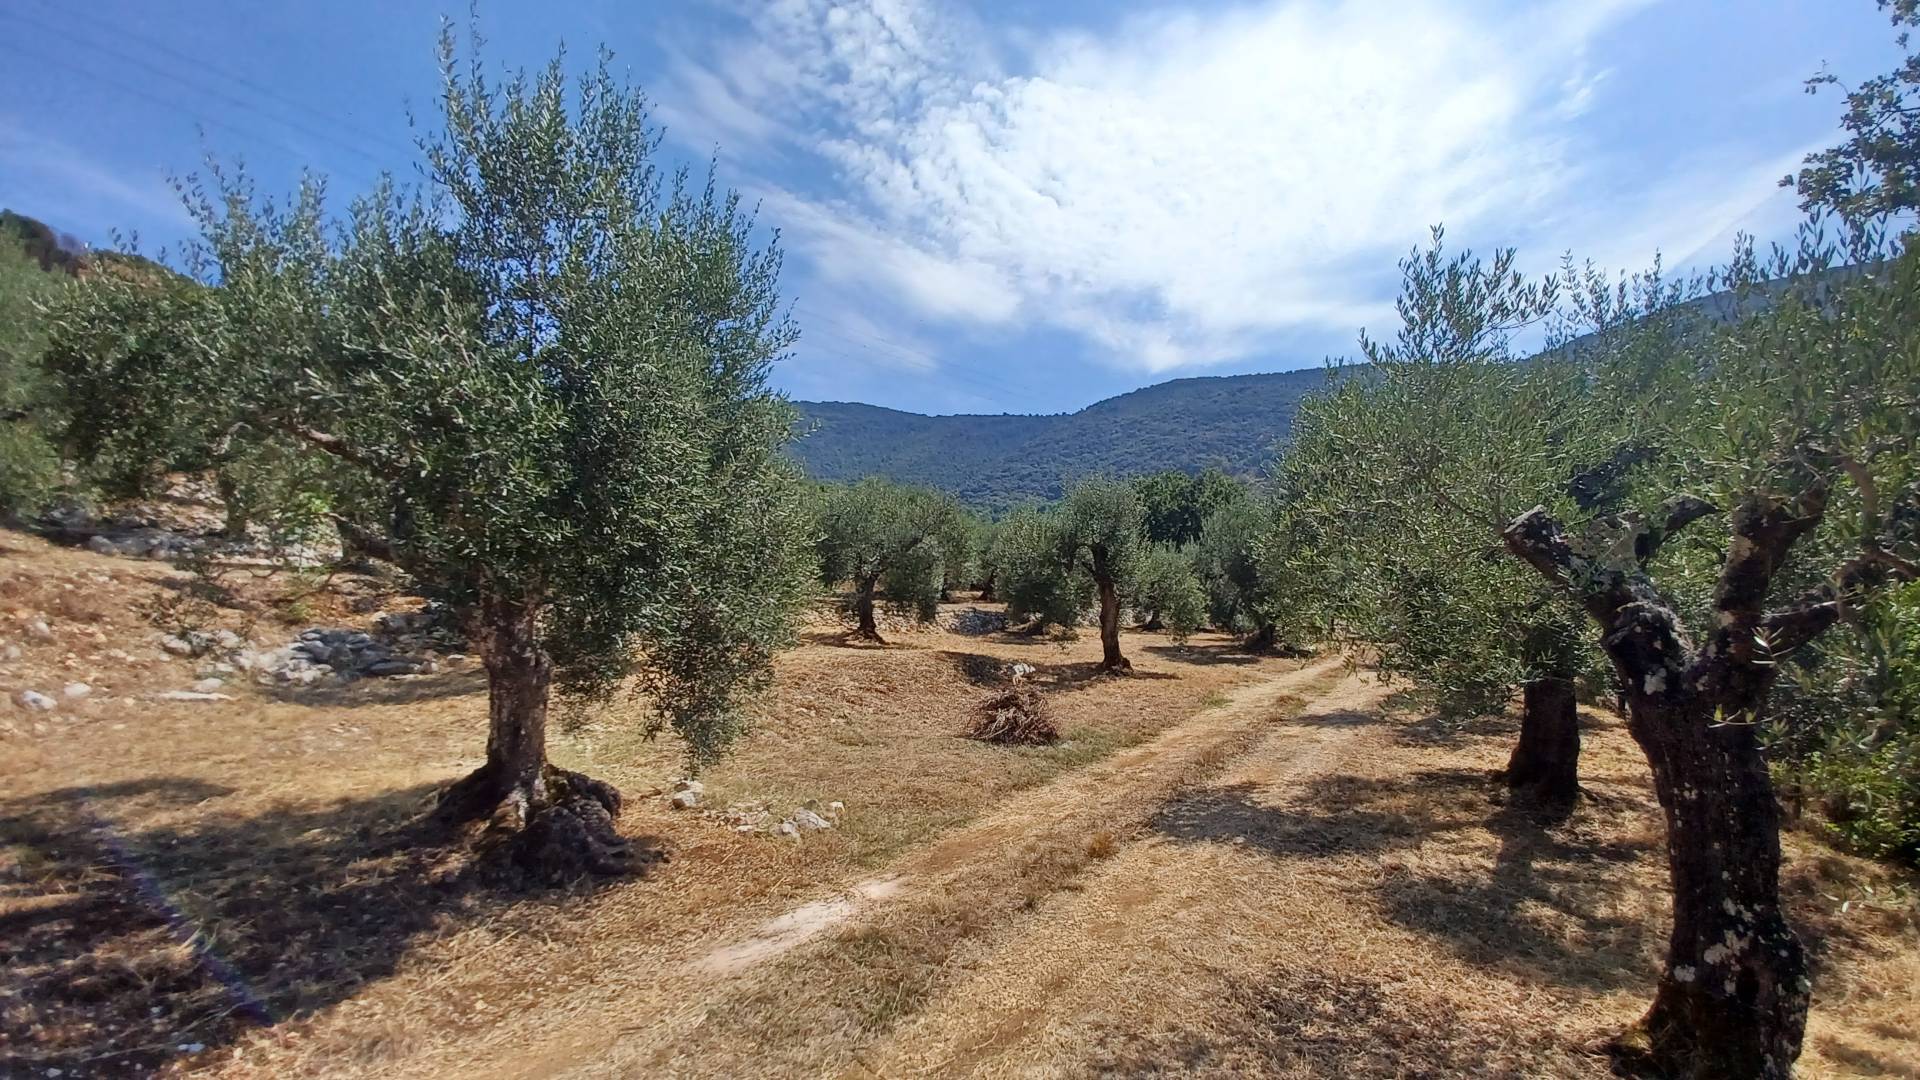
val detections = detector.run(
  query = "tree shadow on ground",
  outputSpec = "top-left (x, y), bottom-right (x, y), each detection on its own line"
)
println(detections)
top-left (1817, 1036), bottom-right (1920, 1079)
top-left (942, 650), bottom-right (1013, 687)
top-left (1155, 767), bottom-right (1661, 993)
top-left (1024, 660), bottom-right (1176, 693)
top-left (1087, 963), bottom-right (1548, 1078)
top-left (259, 666), bottom-right (488, 707)
top-left (1142, 643), bottom-right (1261, 667)
top-left (0, 776), bottom-right (662, 1075)
top-left (797, 628), bottom-right (921, 650)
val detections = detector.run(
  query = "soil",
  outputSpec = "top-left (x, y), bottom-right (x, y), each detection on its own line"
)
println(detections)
top-left (2, 528), bottom-right (1915, 1078)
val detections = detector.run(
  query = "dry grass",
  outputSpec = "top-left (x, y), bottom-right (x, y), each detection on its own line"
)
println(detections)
top-left (3, 527), bottom-right (1915, 1078)
top-left (0, 528), bottom-right (1305, 1077)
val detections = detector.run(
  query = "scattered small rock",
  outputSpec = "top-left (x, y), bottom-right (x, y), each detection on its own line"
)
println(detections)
top-left (159, 633), bottom-right (206, 657)
top-left (61, 682), bottom-right (91, 700)
top-left (192, 677), bottom-right (226, 693)
top-left (789, 808), bottom-right (833, 832)
top-left (17, 690), bottom-right (56, 712)
top-left (24, 619), bottom-right (53, 643)
top-left (772, 821), bottom-right (801, 840)
top-left (150, 690), bottom-right (234, 703)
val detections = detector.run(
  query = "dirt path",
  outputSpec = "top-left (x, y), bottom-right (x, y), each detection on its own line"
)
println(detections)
top-left (455, 655), bottom-right (1353, 1079)
top-left (843, 674), bottom-right (1402, 1078)
top-left (688, 655), bottom-right (1353, 980)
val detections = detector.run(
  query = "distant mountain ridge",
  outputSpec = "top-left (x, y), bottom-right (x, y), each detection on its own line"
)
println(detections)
top-left (789, 368), bottom-right (1344, 509)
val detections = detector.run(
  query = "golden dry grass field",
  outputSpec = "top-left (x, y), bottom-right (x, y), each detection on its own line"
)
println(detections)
top-left (2, 528), bottom-right (1916, 1078)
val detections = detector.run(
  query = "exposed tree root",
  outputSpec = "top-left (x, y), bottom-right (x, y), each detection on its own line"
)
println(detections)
top-left (436, 764), bottom-right (649, 884)
top-left (968, 686), bottom-right (1060, 745)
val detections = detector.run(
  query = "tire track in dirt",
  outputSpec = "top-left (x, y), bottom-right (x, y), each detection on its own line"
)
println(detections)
top-left (688, 655), bottom-right (1351, 978)
top-left (841, 673), bottom-right (1399, 1079)
top-left (474, 655), bottom-right (1351, 1080)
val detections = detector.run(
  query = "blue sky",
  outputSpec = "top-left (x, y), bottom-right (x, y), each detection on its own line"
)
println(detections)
top-left (0, 0), bottom-right (1902, 415)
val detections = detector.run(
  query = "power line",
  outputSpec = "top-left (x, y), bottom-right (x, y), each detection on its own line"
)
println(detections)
top-left (0, 38), bottom-right (383, 197)
top-left (27, 0), bottom-right (418, 162)
top-left (1, 8), bottom-right (401, 175)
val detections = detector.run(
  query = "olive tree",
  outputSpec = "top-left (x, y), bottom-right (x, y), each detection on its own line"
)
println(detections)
top-left (1280, 231), bottom-right (1623, 803)
top-left (0, 231), bottom-right (64, 512)
top-left (991, 478), bottom-right (1146, 669)
top-left (1133, 467), bottom-right (1246, 545)
top-left (1504, 235), bottom-right (1920, 1078)
top-left (1199, 496), bottom-right (1325, 653)
top-left (994, 505), bottom-right (1090, 632)
top-left (1130, 544), bottom-right (1206, 642)
top-left (40, 35), bottom-right (814, 880)
top-left (815, 477), bottom-right (968, 641)
top-left (1785, 0), bottom-right (1920, 232)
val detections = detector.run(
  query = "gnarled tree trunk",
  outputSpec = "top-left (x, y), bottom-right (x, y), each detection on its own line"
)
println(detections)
top-left (1091, 544), bottom-right (1129, 672)
top-left (853, 574), bottom-right (884, 642)
top-left (979, 570), bottom-right (996, 603)
top-left (437, 592), bottom-right (631, 881)
top-left (1504, 493), bottom-right (1826, 1079)
top-left (1618, 693), bottom-right (1806, 1078)
top-left (1505, 676), bottom-right (1579, 804)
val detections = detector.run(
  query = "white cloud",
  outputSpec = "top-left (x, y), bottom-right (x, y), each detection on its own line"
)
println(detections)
top-left (668, 0), bottom-right (1754, 373)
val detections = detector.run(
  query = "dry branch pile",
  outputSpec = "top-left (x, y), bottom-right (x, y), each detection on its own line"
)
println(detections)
top-left (969, 685), bottom-right (1059, 745)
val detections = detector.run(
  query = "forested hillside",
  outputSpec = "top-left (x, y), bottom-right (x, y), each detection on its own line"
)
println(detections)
top-left (790, 368), bottom-right (1342, 507)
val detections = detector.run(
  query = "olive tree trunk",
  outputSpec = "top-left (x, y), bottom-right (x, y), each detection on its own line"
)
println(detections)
top-left (1091, 544), bottom-right (1129, 673)
top-left (436, 592), bottom-right (631, 880)
top-left (1504, 494), bottom-right (1829, 1078)
top-left (1623, 692), bottom-right (1806, 1078)
top-left (1506, 676), bottom-right (1580, 804)
top-left (216, 471), bottom-right (249, 539)
top-left (853, 574), bottom-right (884, 642)
top-left (1245, 622), bottom-right (1278, 654)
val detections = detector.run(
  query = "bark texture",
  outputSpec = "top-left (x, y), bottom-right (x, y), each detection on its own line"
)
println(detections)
top-left (1506, 676), bottom-right (1580, 804)
top-left (436, 593), bottom-right (633, 882)
top-left (1503, 494), bottom-right (1814, 1078)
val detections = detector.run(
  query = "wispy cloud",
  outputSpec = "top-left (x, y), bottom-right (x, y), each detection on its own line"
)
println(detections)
top-left (0, 118), bottom-right (194, 244)
top-left (665, 0), bottom-right (1821, 374)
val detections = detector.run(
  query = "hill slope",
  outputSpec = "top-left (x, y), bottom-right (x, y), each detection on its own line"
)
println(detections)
top-left (790, 368), bottom-right (1342, 507)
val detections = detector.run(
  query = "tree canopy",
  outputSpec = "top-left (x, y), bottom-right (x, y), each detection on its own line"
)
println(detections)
top-left (814, 477), bottom-right (969, 640)
top-left (40, 30), bottom-right (815, 877)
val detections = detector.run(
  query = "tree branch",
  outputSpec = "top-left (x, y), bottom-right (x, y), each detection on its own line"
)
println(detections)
top-left (281, 421), bottom-right (397, 477)
top-left (1700, 480), bottom-right (1830, 670)
top-left (1760, 541), bottom-right (1920, 655)
top-left (1504, 505), bottom-right (1698, 694)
